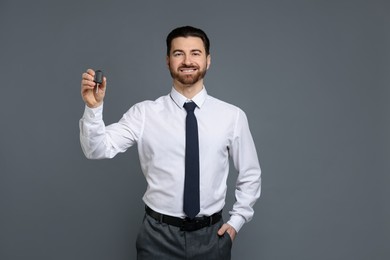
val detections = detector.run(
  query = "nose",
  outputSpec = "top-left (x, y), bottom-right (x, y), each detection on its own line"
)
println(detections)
top-left (183, 54), bottom-right (192, 65)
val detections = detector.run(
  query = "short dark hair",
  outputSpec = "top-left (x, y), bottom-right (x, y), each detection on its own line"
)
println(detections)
top-left (166, 26), bottom-right (210, 56)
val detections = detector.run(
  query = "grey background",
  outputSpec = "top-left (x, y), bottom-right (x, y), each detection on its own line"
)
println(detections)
top-left (0, 0), bottom-right (389, 259)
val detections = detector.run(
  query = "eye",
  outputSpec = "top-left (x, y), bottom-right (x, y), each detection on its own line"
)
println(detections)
top-left (173, 52), bottom-right (183, 57)
top-left (192, 52), bottom-right (201, 56)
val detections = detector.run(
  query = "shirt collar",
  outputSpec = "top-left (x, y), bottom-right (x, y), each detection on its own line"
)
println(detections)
top-left (170, 86), bottom-right (207, 109)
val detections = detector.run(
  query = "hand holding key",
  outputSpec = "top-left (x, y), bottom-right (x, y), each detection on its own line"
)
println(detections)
top-left (81, 69), bottom-right (106, 108)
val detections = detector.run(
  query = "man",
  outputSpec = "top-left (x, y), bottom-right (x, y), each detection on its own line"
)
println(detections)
top-left (80, 26), bottom-right (261, 259)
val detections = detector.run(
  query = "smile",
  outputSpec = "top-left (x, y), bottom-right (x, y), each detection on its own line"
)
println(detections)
top-left (180, 68), bottom-right (197, 73)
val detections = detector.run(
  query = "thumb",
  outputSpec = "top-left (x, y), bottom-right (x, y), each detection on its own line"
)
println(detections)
top-left (102, 76), bottom-right (107, 89)
top-left (101, 77), bottom-right (107, 92)
top-left (218, 224), bottom-right (229, 236)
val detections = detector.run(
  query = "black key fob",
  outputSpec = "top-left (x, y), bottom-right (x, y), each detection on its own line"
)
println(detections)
top-left (94, 70), bottom-right (103, 84)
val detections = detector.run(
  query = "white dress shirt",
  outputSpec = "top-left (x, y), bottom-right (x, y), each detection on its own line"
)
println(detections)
top-left (79, 87), bottom-right (261, 232)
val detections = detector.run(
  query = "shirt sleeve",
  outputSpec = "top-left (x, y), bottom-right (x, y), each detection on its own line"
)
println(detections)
top-left (227, 109), bottom-right (261, 232)
top-left (79, 103), bottom-right (144, 159)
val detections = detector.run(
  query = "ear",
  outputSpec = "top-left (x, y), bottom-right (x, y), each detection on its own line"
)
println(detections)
top-left (166, 55), bottom-right (170, 68)
top-left (206, 54), bottom-right (211, 70)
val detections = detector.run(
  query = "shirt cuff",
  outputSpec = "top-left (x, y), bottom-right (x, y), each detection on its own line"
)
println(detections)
top-left (227, 214), bottom-right (246, 233)
top-left (82, 103), bottom-right (103, 121)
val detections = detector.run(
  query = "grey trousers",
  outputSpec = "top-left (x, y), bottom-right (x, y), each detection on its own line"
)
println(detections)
top-left (136, 214), bottom-right (232, 260)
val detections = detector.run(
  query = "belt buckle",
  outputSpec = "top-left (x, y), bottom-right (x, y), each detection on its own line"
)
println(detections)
top-left (180, 218), bottom-right (202, 232)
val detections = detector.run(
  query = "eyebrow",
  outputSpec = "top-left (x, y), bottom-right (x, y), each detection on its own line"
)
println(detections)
top-left (172, 49), bottom-right (203, 54)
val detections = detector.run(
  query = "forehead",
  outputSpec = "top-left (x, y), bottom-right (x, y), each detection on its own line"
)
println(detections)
top-left (170, 36), bottom-right (205, 52)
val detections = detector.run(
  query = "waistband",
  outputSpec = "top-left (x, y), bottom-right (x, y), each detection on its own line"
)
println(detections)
top-left (145, 206), bottom-right (222, 232)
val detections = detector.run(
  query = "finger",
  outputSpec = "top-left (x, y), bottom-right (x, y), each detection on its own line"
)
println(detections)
top-left (218, 224), bottom-right (237, 240)
top-left (86, 68), bottom-right (95, 76)
top-left (217, 224), bottom-right (229, 236)
top-left (81, 80), bottom-right (96, 91)
top-left (82, 77), bottom-right (96, 86)
top-left (82, 72), bottom-right (94, 81)
top-left (81, 83), bottom-right (96, 96)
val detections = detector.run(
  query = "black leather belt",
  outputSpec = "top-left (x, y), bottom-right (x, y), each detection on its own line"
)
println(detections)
top-left (145, 206), bottom-right (222, 232)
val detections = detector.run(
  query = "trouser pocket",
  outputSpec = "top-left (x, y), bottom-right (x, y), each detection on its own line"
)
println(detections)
top-left (218, 231), bottom-right (232, 259)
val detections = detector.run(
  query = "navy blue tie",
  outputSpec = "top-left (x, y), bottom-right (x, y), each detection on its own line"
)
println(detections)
top-left (183, 102), bottom-right (200, 219)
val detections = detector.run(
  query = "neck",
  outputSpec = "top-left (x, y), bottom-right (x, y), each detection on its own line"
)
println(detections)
top-left (173, 79), bottom-right (204, 99)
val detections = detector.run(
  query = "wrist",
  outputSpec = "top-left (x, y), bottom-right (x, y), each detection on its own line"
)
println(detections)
top-left (227, 215), bottom-right (245, 233)
top-left (86, 101), bottom-right (103, 108)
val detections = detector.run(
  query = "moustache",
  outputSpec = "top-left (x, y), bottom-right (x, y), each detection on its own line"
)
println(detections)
top-left (178, 65), bottom-right (199, 70)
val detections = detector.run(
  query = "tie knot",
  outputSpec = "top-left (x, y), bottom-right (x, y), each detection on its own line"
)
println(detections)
top-left (183, 102), bottom-right (197, 113)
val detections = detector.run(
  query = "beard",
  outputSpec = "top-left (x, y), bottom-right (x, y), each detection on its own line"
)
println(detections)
top-left (169, 64), bottom-right (207, 86)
